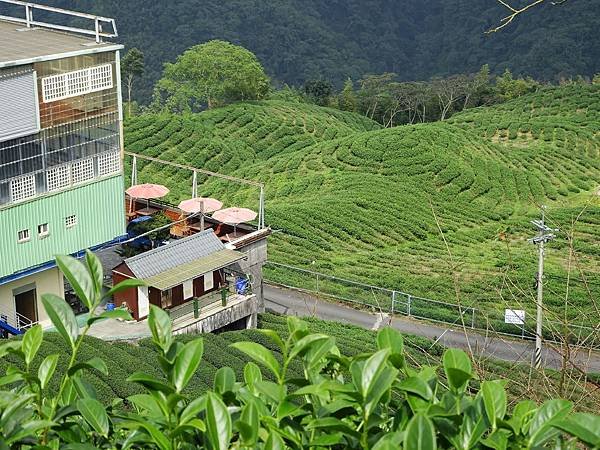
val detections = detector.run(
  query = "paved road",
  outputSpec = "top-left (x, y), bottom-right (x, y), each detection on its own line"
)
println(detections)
top-left (264, 284), bottom-right (600, 373)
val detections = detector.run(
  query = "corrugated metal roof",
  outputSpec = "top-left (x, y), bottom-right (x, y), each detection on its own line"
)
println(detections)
top-left (0, 20), bottom-right (122, 67)
top-left (125, 230), bottom-right (230, 280)
top-left (144, 249), bottom-right (245, 291)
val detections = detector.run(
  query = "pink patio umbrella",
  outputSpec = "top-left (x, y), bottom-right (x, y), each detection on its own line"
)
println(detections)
top-left (126, 183), bottom-right (170, 211)
top-left (212, 207), bottom-right (258, 237)
top-left (178, 197), bottom-right (223, 231)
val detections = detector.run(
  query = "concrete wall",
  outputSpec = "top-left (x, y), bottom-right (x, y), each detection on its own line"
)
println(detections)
top-left (173, 296), bottom-right (258, 335)
top-left (232, 237), bottom-right (268, 312)
top-left (0, 267), bottom-right (64, 327)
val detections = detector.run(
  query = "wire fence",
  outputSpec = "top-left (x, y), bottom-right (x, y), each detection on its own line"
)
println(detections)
top-left (264, 261), bottom-right (600, 350)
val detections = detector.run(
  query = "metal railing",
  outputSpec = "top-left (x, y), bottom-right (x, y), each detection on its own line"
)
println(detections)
top-left (0, 306), bottom-right (36, 331)
top-left (264, 261), bottom-right (600, 349)
top-left (0, 0), bottom-right (118, 43)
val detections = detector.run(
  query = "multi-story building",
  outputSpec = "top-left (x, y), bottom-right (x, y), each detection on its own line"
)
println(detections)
top-left (0, 1), bottom-right (125, 330)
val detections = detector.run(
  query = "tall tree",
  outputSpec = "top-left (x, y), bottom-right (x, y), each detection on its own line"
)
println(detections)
top-left (304, 79), bottom-right (333, 106)
top-left (431, 75), bottom-right (469, 120)
top-left (154, 40), bottom-right (270, 113)
top-left (121, 48), bottom-right (145, 117)
top-left (338, 78), bottom-right (357, 112)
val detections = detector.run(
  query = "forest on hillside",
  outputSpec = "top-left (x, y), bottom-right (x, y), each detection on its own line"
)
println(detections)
top-left (23, 0), bottom-right (600, 102)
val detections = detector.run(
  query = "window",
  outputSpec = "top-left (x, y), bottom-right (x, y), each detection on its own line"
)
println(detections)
top-left (10, 174), bottom-right (36, 202)
top-left (183, 279), bottom-right (193, 300)
top-left (97, 151), bottom-right (120, 176)
top-left (65, 215), bottom-right (77, 228)
top-left (37, 223), bottom-right (49, 237)
top-left (89, 64), bottom-right (113, 91)
top-left (46, 164), bottom-right (70, 191)
top-left (203, 272), bottom-right (214, 291)
top-left (41, 64), bottom-right (113, 103)
top-left (17, 229), bottom-right (30, 243)
top-left (71, 158), bottom-right (94, 184)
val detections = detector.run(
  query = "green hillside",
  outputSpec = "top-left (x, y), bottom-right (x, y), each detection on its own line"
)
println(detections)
top-left (125, 87), bottom-right (600, 332)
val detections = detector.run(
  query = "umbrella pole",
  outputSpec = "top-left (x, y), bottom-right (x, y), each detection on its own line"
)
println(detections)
top-left (200, 201), bottom-right (205, 232)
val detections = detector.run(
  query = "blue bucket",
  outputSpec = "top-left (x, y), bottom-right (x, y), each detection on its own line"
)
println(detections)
top-left (106, 302), bottom-right (115, 311)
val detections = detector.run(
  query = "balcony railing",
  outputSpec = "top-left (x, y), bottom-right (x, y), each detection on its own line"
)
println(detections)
top-left (0, 0), bottom-right (118, 43)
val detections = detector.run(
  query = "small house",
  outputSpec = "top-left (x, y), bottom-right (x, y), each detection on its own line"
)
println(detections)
top-left (112, 229), bottom-right (247, 321)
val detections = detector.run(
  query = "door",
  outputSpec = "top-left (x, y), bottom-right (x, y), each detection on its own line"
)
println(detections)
top-left (160, 289), bottom-right (172, 309)
top-left (14, 288), bottom-right (37, 326)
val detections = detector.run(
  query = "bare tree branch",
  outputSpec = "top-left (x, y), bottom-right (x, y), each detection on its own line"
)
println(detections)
top-left (487, 0), bottom-right (569, 33)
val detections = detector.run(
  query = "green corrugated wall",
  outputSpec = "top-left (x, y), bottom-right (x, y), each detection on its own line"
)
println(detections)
top-left (0, 175), bottom-right (125, 277)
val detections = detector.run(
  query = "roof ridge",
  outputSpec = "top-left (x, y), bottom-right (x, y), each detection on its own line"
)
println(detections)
top-left (125, 229), bottom-right (218, 263)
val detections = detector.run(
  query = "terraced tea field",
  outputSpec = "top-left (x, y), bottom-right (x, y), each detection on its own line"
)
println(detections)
top-left (125, 88), bottom-right (600, 330)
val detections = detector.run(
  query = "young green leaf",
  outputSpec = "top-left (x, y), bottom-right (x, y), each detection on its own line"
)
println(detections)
top-left (103, 278), bottom-right (147, 300)
top-left (68, 357), bottom-right (108, 377)
top-left (230, 342), bottom-right (280, 379)
top-left (41, 293), bottom-right (79, 350)
top-left (21, 324), bottom-right (42, 367)
top-left (360, 348), bottom-right (390, 398)
top-left (442, 348), bottom-right (473, 392)
top-left (56, 254), bottom-right (95, 310)
top-left (243, 361), bottom-right (262, 392)
top-left (77, 398), bottom-right (110, 437)
top-left (85, 249), bottom-right (104, 304)
top-left (214, 366), bottom-right (235, 394)
top-left (239, 400), bottom-right (259, 444)
top-left (148, 305), bottom-right (173, 353)
top-left (405, 413), bottom-right (437, 450)
top-left (87, 309), bottom-right (133, 326)
top-left (481, 380), bottom-right (507, 430)
top-left (528, 399), bottom-right (572, 447)
top-left (38, 354), bottom-right (59, 390)
top-left (554, 413), bottom-right (600, 447)
top-left (265, 430), bottom-right (286, 450)
top-left (206, 392), bottom-right (232, 450)
top-left (172, 338), bottom-right (204, 393)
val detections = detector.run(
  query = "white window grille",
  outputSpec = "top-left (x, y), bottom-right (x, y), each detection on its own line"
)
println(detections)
top-left (37, 223), bottom-right (49, 237)
top-left (72, 158), bottom-right (94, 184)
top-left (98, 151), bottom-right (121, 176)
top-left (42, 64), bottom-right (113, 102)
top-left (65, 68), bottom-right (90, 97)
top-left (90, 64), bottom-right (113, 91)
top-left (10, 174), bottom-right (36, 202)
top-left (46, 165), bottom-right (70, 192)
top-left (65, 215), bottom-right (77, 228)
top-left (17, 229), bottom-right (30, 243)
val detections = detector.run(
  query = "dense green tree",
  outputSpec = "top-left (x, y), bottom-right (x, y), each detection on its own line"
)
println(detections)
top-left (153, 40), bottom-right (270, 112)
top-left (303, 79), bottom-right (333, 106)
top-left (46, 1), bottom-right (598, 103)
top-left (496, 69), bottom-right (540, 100)
top-left (338, 78), bottom-right (357, 112)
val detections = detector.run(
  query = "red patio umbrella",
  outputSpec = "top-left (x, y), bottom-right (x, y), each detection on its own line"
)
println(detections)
top-left (178, 197), bottom-right (223, 214)
top-left (126, 183), bottom-right (170, 212)
top-left (178, 197), bottom-right (223, 231)
top-left (213, 207), bottom-right (257, 237)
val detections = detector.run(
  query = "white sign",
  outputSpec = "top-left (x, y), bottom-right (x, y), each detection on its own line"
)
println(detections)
top-left (504, 309), bottom-right (525, 325)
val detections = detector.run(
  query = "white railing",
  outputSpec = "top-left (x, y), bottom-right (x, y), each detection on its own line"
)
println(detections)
top-left (0, 0), bottom-right (118, 43)
top-left (0, 305), bottom-right (36, 332)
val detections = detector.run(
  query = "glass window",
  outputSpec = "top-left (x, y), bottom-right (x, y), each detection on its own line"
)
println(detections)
top-left (37, 223), bottom-right (49, 237)
top-left (17, 229), bottom-right (30, 243)
top-left (65, 215), bottom-right (77, 228)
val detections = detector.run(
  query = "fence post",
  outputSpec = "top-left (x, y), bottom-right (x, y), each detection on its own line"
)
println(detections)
top-left (407, 294), bottom-right (412, 317)
top-left (471, 308), bottom-right (475, 329)
top-left (316, 273), bottom-right (319, 293)
top-left (391, 291), bottom-right (396, 314)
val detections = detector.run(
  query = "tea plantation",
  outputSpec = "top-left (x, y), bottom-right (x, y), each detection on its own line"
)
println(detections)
top-left (125, 87), bottom-right (600, 331)
top-left (3, 313), bottom-right (597, 410)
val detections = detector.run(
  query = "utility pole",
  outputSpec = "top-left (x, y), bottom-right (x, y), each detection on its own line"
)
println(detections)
top-left (528, 206), bottom-right (558, 369)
